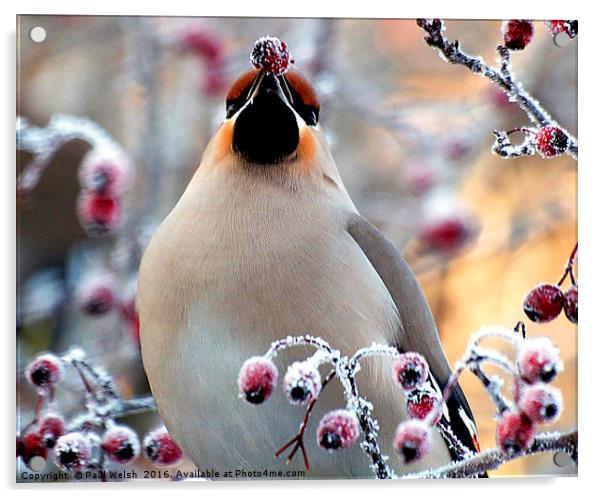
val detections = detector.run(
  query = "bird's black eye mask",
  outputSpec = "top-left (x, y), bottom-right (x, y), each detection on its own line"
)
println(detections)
top-left (225, 69), bottom-right (320, 127)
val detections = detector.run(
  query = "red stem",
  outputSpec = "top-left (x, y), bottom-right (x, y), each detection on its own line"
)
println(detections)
top-left (558, 243), bottom-right (578, 286)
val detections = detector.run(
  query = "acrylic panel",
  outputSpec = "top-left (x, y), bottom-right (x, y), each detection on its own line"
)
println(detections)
top-left (16, 16), bottom-right (578, 482)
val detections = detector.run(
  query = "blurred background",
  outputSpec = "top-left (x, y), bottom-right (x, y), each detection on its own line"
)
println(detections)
top-left (16, 16), bottom-right (577, 478)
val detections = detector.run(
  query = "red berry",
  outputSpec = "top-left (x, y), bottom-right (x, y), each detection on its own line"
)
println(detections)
top-left (79, 148), bottom-right (133, 196)
top-left (518, 384), bottom-right (563, 424)
top-left (517, 337), bottom-right (563, 384)
top-left (143, 426), bottom-right (183, 467)
top-left (102, 425), bottom-right (140, 464)
top-left (523, 283), bottom-right (565, 323)
top-left (21, 432), bottom-right (48, 467)
top-left (406, 387), bottom-right (442, 424)
top-left (250, 36), bottom-right (291, 76)
top-left (418, 214), bottom-right (474, 253)
top-left (393, 419), bottom-right (432, 464)
top-left (283, 361), bottom-right (321, 405)
top-left (534, 126), bottom-right (569, 158)
top-left (38, 413), bottom-right (66, 448)
top-left (393, 352), bottom-right (429, 390)
top-left (237, 356), bottom-right (278, 404)
top-left (77, 191), bottom-right (122, 236)
top-left (180, 26), bottom-right (223, 62)
top-left (54, 432), bottom-right (92, 471)
top-left (316, 410), bottom-right (360, 451)
top-left (563, 285), bottom-right (578, 324)
top-left (502, 20), bottom-right (534, 51)
top-left (25, 353), bottom-right (63, 389)
top-left (546, 20), bottom-right (577, 39)
top-left (76, 274), bottom-right (116, 316)
top-left (495, 410), bottom-right (535, 454)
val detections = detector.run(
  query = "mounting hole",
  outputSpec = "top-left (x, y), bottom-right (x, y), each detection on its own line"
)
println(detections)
top-left (28, 455), bottom-right (47, 472)
top-left (553, 451), bottom-right (571, 467)
top-left (553, 31), bottom-right (571, 48)
top-left (29, 26), bottom-right (47, 43)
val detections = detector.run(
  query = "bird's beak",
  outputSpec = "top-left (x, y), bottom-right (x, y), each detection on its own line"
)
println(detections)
top-left (244, 71), bottom-right (294, 111)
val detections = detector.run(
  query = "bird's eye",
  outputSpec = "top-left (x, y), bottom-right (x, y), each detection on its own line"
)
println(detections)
top-left (283, 70), bottom-right (320, 126)
top-left (225, 69), bottom-right (258, 119)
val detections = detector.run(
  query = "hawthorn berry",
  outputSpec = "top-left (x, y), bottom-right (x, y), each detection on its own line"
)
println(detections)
top-left (517, 337), bottom-right (563, 384)
top-left (534, 125), bottom-right (569, 158)
top-left (563, 285), bottom-right (578, 324)
top-left (393, 419), bottom-right (432, 464)
top-left (180, 26), bottom-right (224, 62)
top-left (79, 148), bottom-right (133, 196)
top-left (523, 283), bottom-right (565, 323)
top-left (143, 426), bottom-right (183, 467)
top-left (495, 410), bottom-right (535, 454)
top-left (38, 413), bottom-right (66, 448)
top-left (20, 432), bottom-right (47, 467)
top-left (418, 214), bottom-right (475, 253)
top-left (406, 387), bottom-right (442, 425)
top-left (393, 352), bottom-right (429, 391)
top-left (316, 410), bottom-right (360, 451)
top-left (76, 274), bottom-right (117, 316)
top-left (25, 353), bottom-right (63, 390)
top-left (546, 20), bottom-right (578, 39)
top-left (102, 425), bottom-right (140, 465)
top-left (77, 190), bottom-right (122, 236)
top-left (54, 432), bottom-right (92, 471)
top-left (518, 384), bottom-right (563, 424)
top-left (237, 356), bottom-right (278, 404)
top-left (283, 361), bottom-right (321, 405)
top-left (250, 36), bottom-right (291, 76)
top-left (502, 20), bottom-right (534, 51)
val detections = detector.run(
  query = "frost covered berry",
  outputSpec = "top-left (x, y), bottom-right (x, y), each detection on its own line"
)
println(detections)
top-left (79, 148), bottom-right (133, 196)
top-left (406, 387), bottom-right (442, 424)
top-left (546, 20), bottom-right (578, 39)
top-left (518, 384), bottom-right (563, 424)
top-left (534, 125), bottom-right (569, 158)
top-left (283, 361), bottom-right (321, 405)
top-left (20, 432), bottom-right (47, 467)
top-left (393, 352), bottom-right (429, 390)
top-left (393, 419), bottom-right (432, 464)
top-left (517, 337), bottom-right (563, 384)
top-left (316, 410), bottom-right (360, 451)
top-left (495, 410), bottom-right (535, 454)
top-left (102, 425), bottom-right (140, 464)
top-left (237, 356), bottom-right (278, 404)
top-left (38, 413), bottom-right (66, 448)
top-left (523, 283), bottom-right (565, 323)
top-left (143, 426), bottom-right (183, 467)
top-left (77, 191), bottom-right (122, 236)
top-left (502, 20), bottom-right (534, 50)
top-left (418, 214), bottom-right (474, 253)
top-left (563, 285), bottom-right (578, 324)
top-left (250, 36), bottom-right (291, 76)
top-left (54, 432), bottom-right (92, 471)
top-left (25, 353), bottom-right (63, 389)
top-left (76, 274), bottom-right (116, 316)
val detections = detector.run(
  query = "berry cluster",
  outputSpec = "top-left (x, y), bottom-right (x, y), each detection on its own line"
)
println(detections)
top-left (523, 244), bottom-right (578, 324)
top-left (77, 146), bottom-right (133, 237)
top-left (18, 351), bottom-right (183, 475)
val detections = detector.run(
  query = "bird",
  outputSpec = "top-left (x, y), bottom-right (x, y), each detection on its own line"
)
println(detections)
top-left (137, 36), bottom-right (481, 479)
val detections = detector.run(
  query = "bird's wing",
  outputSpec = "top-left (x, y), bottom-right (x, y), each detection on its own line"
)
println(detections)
top-left (346, 213), bottom-right (480, 458)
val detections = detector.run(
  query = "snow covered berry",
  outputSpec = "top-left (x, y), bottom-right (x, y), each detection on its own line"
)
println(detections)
top-left (517, 337), bottom-right (563, 384)
top-left (54, 432), bottom-right (92, 471)
top-left (102, 425), bottom-right (140, 465)
top-left (76, 274), bottom-right (117, 316)
top-left (25, 353), bottom-right (63, 389)
top-left (546, 20), bottom-right (577, 39)
top-left (317, 410), bottom-right (360, 451)
top-left (495, 410), bottom-right (535, 454)
top-left (518, 384), bottom-right (563, 424)
top-left (79, 147), bottom-right (133, 196)
top-left (406, 387), bottom-right (442, 425)
top-left (502, 20), bottom-right (534, 51)
top-left (534, 126), bottom-right (569, 158)
top-left (237, 356), bottom-right (278, 404)
top-left (393, 419), bottom-right (432, 464)
top-left (143, 426), bottom-right (183, 467)
top-left (283, 361), bottom-right (321, 405)
top-left (563, 285), bottom-right (578, 324)
top-left (250, 36), bottom-right (291, 76)
top-left (20, 432), bottom-right (47, 467)
top-left (77, 190), bottom-right (122, 236)
top-left (38, 413), bottom-right (66, 448)
top-left (393, 352), bottom-right (429, 390)
top-left (523, 283), bottom-right (565, 323)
